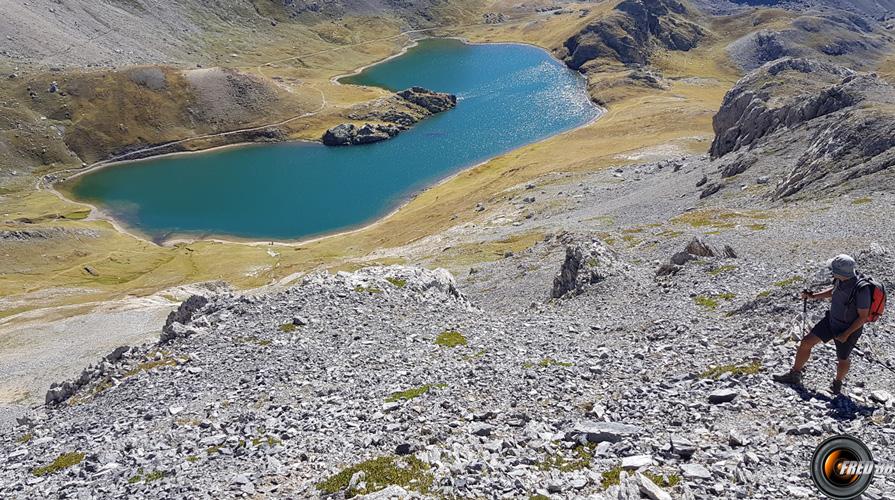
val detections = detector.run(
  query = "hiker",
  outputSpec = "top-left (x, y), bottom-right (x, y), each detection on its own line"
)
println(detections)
top-left (774, 255), bottom-right (871, 395)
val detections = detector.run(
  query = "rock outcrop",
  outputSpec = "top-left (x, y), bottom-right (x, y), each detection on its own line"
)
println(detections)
top-left (708, 57), bottom-right (895, 198)
top-left (657, 237), bottom-right (737, 276)
top-left (321, 123), bottom-right (401, 146)
top-left (396, 87), bottom-right (457, 114)
top-left (160, 294), bottom-right (210, 343)
top-left (551, 240), bottom-right (618, 298)
top-left (322, 87), bottom-right (456, 146)
top-left (560, 0), bottom-right (704, 70)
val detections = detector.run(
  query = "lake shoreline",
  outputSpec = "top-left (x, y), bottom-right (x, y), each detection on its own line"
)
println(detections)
top-left (51, 39), bottom-right (604, 248)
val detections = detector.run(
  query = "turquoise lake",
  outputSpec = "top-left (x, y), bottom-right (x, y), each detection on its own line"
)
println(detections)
top-left (70, 38), bottom-right (600, 241)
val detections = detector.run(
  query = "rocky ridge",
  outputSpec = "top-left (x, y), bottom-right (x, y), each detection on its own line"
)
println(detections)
top-left (322, 87), bottom-right (457, 146)
top-left (724, 12), bottom-right (892, 72)
top-left (1, 233), bottom-right (893, 498)
top-left (707, 57), bottom-right (895, 199)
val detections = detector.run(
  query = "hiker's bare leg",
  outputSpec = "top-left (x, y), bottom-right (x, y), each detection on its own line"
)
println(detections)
top-left (836, 358), bottom-right (850, 381)
top-left (793, 334), bottom-right (822, 372)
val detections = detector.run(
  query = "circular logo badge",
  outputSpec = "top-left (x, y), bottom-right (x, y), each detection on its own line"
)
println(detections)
top-left (811, 434), bottom-right (875, 499)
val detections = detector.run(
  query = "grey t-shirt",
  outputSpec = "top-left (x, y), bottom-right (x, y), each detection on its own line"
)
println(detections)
top-left (830, 277), bottom-right (872, 333)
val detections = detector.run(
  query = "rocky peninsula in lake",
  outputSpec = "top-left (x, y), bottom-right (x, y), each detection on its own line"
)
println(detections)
top-left (322, 87), bottom-right (458, 146)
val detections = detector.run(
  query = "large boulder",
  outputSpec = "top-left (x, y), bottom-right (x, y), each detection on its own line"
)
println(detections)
top-left (656, 238), bottom-right (736, 277)
top-left (551, 240), bottom-right (619, 298)
top-left (322, 123), bottom-right (357, 146)
top-left (565, 421), bottom-right (644, 443)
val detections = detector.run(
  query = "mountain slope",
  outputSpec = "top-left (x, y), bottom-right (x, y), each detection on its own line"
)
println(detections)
top-left (0, 0), bottom-right (484, 68)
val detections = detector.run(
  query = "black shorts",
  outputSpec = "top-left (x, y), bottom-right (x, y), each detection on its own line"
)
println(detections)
top-left (807, 312), bottom-right (863, 360)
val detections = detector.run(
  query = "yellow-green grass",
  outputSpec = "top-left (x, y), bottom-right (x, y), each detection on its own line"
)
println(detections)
top-left (700, 361), bottom-right (761, 379)
top-left (32, 452), bottom-right (84, 477)
top-left (773, 276), bottom-right (803, 288)
top-left (694, 292), bottom-right (736, 310)
top-left (672, 209), bottom-right (772, 230)
top-left (601, 466), bottom-right (623, 488)
top-left (708, 264), bottom-right (737, 276)
top-left (538, 443), bottom-right (597, 472)
top-left (384, 383), bottom-right (446, 403)
top-left (643, 471), bottom-right (681, 488)
top-left (435, 330), bottom-right (467, 347)
top-left (316, 455), bottom-right (434, 497)
top-left (428, 232), bottom-right (544, 271)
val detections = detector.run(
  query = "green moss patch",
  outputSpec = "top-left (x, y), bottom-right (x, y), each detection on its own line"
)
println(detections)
top-left (385, 277), bottom-right (407, 288)
top-left (123, 352), bottom-right (182, 377)
top-left (435, 330), bottom-right (467, 348)
top-left (128, 468), bottom-right (166, 484)
top-left (251, 435), bottom-right (282, 447)
top-left (236, 336), bottom-right (272, 346)
top-left (316, 455), bottom-right (433, 498)
top-left (657, 229), bottom-right (684, 239)
top-left (643, 471), bottom-right (680, 488)
top-left (354, 285), bottom-right (383, 294)
top-left (538, 444), bottom-right (596, 472)
top-left (33, 452), bottom-right (84, 477)
top-left (601, 466), bottom-right (622, 488)
top-left (708, 265), bottom-right (737, 276)
top-left (279, 322), bottom-right (296, 333)
top-left (852, 197), bottom-right (872, 205)
top-left (385, 384), bottom-right (446, 403)
top-left (694, 293), bottom-right (736, 310)
top-left (773, 276), bottom-right (803, 288)
top-left (673, 209), bottom-right (771, 230)
top-left (700, 361), bottom-right (761, 379)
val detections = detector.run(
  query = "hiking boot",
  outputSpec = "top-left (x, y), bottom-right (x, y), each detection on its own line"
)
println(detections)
top-left (773, 369), bottom-right (803, 386)
top-left (831, 379), bottom-right (843, 395)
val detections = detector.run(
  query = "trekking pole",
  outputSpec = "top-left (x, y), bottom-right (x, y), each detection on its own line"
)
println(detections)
top-left (855, 347), bottom-right (895, 375)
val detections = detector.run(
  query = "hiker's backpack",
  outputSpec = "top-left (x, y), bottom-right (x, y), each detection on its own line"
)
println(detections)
top-left (847, 274), bottom-right (887, 322)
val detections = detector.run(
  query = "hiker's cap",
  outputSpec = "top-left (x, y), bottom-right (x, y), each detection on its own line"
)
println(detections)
top-left (828, 254), bottom-right (857, 278)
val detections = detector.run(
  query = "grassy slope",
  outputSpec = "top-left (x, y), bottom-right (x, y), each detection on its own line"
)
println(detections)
top-left (0, 4), bottom-right (810, 322)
